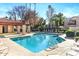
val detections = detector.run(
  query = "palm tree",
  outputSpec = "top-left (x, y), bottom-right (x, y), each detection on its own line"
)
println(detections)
top-left (50, 14), bottom-right (59, 26)
top-left (51, 13), bottom-right (66, 32)
top-left (50, 13), bottom-right (65, 26)
top-left (46, 5), bottom-right (54, 24)
top-left (49, 14), bottom-right (60, 32)
top-left (57, 13), bottom-right (65, 26)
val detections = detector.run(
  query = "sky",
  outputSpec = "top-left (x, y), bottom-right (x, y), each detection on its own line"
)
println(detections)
top-left (0, 3), bottom-right (79, 19)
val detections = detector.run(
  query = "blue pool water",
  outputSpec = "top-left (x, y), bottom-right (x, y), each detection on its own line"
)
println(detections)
top-left (11, 33), bottom-right (65, 53)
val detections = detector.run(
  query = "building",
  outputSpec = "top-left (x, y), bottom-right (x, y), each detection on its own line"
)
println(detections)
top-left (0, 18), bottom-right (31, 34)
top-left (64, 16), bottom-right (79, 31)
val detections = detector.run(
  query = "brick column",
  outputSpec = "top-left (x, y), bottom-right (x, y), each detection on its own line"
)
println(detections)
top-left (0, 25), bottom-right (3, 33)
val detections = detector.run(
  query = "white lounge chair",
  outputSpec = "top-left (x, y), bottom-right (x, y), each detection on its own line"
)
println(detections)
top-left (66, 50), bottom-right (78, 56)
top-left (71, 47), bottom-right (79, 52)
top-left (74, 42), bottom-right (79, 47)
top-left (0, 39), bottom-right (8, 56)
top-left (0, 46), bottom-right (8, 56)
top-left (66, 46), bottom-right (79, 56)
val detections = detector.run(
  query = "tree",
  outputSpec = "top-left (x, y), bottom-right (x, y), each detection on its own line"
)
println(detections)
top-left (49, 14), bottom-right (59, 26)
top-left (32, 17), bottom-right (46, 31)
top-left (7, 10), bottom-right (16, 20)
top-left (7, 5), bottom-right (38, 22)
top-left (49, 13), bottom-right (66, 32)
top-left (46, 5), bottom-right (54, 21)
top-left (24, 9), bottom-right (37, 20)
top-left (39, 18), bottom-right (45, 25)
top-left (57, 13), bottom-right (65, 26)
top-left (38, 18), bottom-right (46, 31)
top-left (50, 13), bottom-right (65, 26)
top-left (14, 6), bottom-right (26, 20)
top-left (8, 6), bottom-right (26, 20)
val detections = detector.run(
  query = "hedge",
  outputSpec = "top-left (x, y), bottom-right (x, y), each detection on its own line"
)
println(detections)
top-left (66, 31), bottom-right (75, 37)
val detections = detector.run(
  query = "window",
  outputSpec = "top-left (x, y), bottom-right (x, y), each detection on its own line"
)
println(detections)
top-left (68, 20), bottom-right (76, 25)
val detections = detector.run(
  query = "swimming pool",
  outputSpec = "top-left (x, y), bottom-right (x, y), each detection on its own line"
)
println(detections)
top-left (0, 35), bottom-right (5, 38)
top-left (11, 33), bottom-right (65, 53)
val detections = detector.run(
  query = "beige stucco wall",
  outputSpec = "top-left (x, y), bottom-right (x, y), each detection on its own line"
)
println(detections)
top-left (64, 19), bottom-right (69, 29)
top-left (0, 25), bottom-right (3, 33)
top-left (17, 26), bottom-right (21, 34)
top-left (75, 19), bottom-right (79, 27)
top-left (27, 26), bottom-right (31, 33)
top-left (0, 24), bottom-right (31, 34)
top-left (8, 25), bottom-right (13, 33)
top-left (22, 25), bottom-right (26, 34)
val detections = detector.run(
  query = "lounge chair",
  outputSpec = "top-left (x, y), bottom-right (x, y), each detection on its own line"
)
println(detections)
top-left (66, 46), bottom-right (79, 56)
top-left (0, 46), bottom-right (8, 56)
top-left (74, 42), bottom-right (79, 47)
top-left (0, 39), bottom-right (8, 56)
top-left (71, 47), bottom-right (79, 52)
top-left (66, 50), bottom-right (78, 56)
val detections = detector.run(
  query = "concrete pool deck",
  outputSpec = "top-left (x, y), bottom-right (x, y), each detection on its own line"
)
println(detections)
top-left (0, 33), bottom-right (75, 56)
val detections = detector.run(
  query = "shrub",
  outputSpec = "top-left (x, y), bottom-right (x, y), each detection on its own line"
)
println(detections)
top-left (76, 32), bottom-right (79, 36)
top-left (66, 31), bottom-right (75, 37)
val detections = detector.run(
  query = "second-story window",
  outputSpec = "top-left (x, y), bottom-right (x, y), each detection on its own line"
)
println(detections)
top-left (68, 20), bottom-right (76, 25)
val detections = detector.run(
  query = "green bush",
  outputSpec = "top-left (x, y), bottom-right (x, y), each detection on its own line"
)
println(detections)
top-left (76, 32), bottom-right (79, 36)
top-left (66, 31), bottom-right (75, 37)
